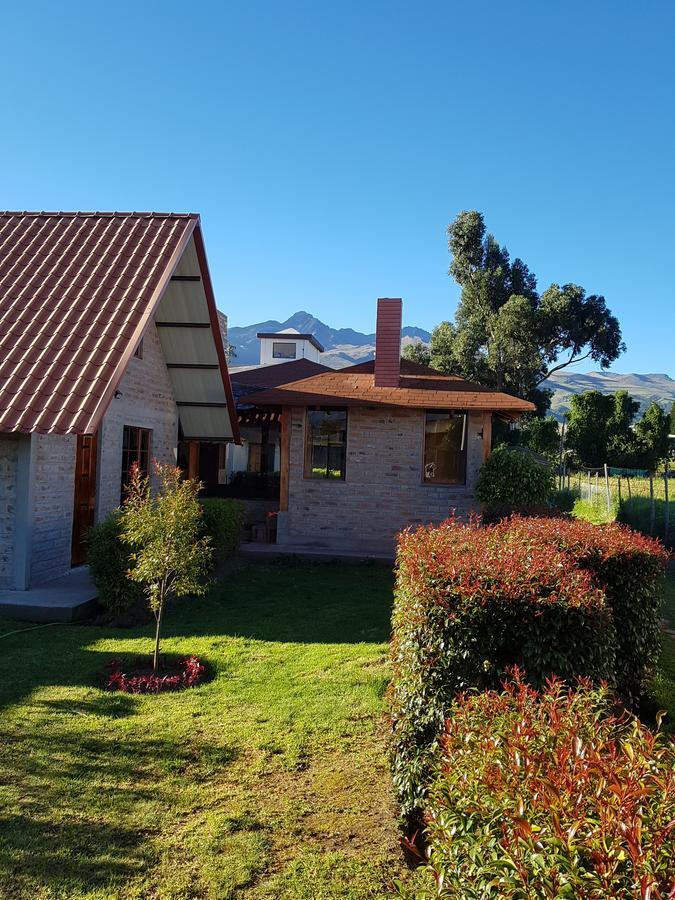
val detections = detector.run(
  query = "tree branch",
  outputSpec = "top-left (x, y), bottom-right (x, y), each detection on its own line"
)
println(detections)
top-left (535, 350), bottom-right (593, 386)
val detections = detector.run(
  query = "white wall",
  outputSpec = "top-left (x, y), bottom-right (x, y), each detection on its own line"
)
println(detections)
top-left (259, 335), bottom-right (321, 366)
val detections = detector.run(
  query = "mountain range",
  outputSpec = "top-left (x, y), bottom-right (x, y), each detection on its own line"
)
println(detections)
top-left (225, 310), bottom-right (675, 419)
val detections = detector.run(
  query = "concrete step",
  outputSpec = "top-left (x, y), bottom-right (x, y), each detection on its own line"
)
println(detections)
top-left (0, 567), bottom-right (99, 623)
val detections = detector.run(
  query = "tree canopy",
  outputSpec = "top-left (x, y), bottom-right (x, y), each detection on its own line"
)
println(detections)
top-left (565, 390), bottom-right (670, 470)
top-left (429, 211), bottom-right (625, 411)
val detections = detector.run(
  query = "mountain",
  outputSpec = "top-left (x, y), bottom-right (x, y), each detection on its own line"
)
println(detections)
top-left (545, 371), bottom-right (675, 420)
top-left (226, 310), bottom-right (431, 368)
top-left (224, 310), bottom-right (674, 418)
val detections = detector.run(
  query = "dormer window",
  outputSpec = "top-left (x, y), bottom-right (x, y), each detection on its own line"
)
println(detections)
top-left (272, 341), bottom-right (297, 360)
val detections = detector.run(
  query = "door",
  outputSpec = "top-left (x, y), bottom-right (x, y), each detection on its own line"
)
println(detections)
top-left (71, 432), bottom-right (98, 565)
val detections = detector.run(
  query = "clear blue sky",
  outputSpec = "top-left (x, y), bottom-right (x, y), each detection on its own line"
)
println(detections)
top-left (1, 1), bottom-right (673, 374)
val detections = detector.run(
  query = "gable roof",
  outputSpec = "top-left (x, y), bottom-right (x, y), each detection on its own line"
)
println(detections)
top-left (0, 212), bottom-right (239, 439)
top-left (244, 357), bottom-right (535, 417)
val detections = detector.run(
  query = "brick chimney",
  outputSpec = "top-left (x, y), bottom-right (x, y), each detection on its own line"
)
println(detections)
top-left (374, 297), bottom-right (402, 387)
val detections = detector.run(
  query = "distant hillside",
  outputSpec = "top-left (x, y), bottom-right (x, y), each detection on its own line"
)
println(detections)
top-left (226, 310), bottom-right (431, 368)
top-left (545, 371), bottom-right (675, 420)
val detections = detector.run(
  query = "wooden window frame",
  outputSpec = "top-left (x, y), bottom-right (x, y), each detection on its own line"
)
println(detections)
top-left (121, 425), bottom-right (152, 503)
top-left (421, 410), bottom-right (468, 486)
top-left (303, 407), bottom-right (348, 481)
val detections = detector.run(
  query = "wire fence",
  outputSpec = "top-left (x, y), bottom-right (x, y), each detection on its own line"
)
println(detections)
top-left (560, 466), bottom-right (673, 545)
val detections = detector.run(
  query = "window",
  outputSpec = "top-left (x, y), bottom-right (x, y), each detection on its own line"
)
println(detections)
top-left (423, 411), bottom-right (467, 484)
top-left (133, 338), bottom-right (144, 359)
top-left (272, 341), bottom-right (297, 359)
top-left (121, 426), bottom-right (151, 501)
top-left (304, 408), bottom-right (347, 480)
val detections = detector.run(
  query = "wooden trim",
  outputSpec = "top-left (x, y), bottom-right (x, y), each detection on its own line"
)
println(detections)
top-left (155, 321), bottom-right (211, 328)
top-left (482, 411), bottom-right (492, 462)
top-left (187, 440), bottom-right (199, 480)
top-left (176, 401), bottom-right (230, 408)
top-left (166, 363), bottom-right (219, 370)
top-left (171, 274), bottom-right (201, 281)
top-left (192, 224), bottom-right (242, 446)
top-left (279, 406), bottom-right (291, 512)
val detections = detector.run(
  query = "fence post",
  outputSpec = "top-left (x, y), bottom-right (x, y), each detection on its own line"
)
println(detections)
top-left (587, 470), bottom-right (591, 501)
top-left (604, 464), bottom-right (611, 514)
top-left (649, 474), bottom-right (655, 535)
top-left (626, 477), bottom-right (631, 499)
top-left (618, 476), bottom-right (622, 504)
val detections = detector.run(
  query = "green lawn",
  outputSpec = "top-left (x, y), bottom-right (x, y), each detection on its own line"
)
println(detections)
top-left (0, 559), bottom-right (404, 899)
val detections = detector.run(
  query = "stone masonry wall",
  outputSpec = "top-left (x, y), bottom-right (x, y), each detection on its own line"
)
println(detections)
top-left (97, 320), bottom-right (178, 520)
top-left (0, 434), bottom-right (19, 588)
top-left (30, 433), bottom-right (77, 585)
top-left (281, 406), bottom-right (484, 552)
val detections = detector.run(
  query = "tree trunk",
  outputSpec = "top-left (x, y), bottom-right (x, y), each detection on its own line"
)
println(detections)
top-left (153, 597), bottom-right (165, 675)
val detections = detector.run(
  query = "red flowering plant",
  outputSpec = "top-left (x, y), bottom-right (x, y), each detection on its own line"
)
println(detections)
top-left (418, 673), bottom-right (675, 899)
top-left (106, 656), bottom-right (205, 694)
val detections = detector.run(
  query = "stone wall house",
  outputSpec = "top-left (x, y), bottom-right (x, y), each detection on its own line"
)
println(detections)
top-left (0, 211), bottom-right (239, 591)
top-left (245, 298), bottom-right (535, 554)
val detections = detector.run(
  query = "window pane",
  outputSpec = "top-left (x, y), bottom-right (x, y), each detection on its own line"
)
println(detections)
top-left (423, 412), bottom-right (466, 484)
top-left (305, 409), bottom-right (347, 479)
top-left (272, 342), bottom-right (297, 359)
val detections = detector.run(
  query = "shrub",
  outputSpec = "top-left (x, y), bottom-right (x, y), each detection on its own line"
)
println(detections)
top-left (499, 516), bottom-right (669, 702)
top-left (107, 655), bottom-right (206, 694)
top-left (418, 674), bottom-right (675, 899)
top-left (200, 498), bottom-right (243, 558)
top-left (87, 513), bottom-right (144, 615)
top-left (476, 445), bottom-right (555, 516)
top-left (390, 517), bottom-right (615, 821)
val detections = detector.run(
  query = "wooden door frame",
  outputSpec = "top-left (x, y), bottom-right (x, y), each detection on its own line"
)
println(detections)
top-left (71, 432), bottom-right (98, 566)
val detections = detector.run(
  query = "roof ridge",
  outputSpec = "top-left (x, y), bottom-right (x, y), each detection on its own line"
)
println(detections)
top-left (0, 211), bottom-right (200, 219)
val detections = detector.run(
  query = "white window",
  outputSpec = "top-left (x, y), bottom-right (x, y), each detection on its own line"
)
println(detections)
top-left (272, 341), bottom-right (297, 359)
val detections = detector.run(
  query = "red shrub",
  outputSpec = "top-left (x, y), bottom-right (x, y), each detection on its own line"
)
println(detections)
top-left (422, 673), bottom-right (675, 898)
top-left (107, 656), bottom-right (206, 694)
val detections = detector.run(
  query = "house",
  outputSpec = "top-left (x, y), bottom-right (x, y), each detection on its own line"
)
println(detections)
top-left (245, 298), bottom-right (535, 554)
top-left (0, 211), bottom-right (239, 591)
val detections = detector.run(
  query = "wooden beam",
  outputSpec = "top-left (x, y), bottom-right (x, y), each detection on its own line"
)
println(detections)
top-left (177, 401), bottom-right (229, 408)
top-left (166, 363), bottom-right (219, 370)
top-left (482, 411), bottom-right (492, 463)
top-left (187, 441), bottom-right (199, 480)
top-left (279, 406), bottom-right (291, 512)
top-left (155, 321), bottom-right (211, 328)
top-left (170, 274), bottom-right (201, 282)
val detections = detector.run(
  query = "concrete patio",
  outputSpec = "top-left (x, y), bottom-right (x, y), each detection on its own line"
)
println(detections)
top-left (0, 567), bottom-right (99, 623)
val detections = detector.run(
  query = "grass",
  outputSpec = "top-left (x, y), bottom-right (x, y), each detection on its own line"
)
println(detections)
top-left (0, 559), bottom-right (405, 899)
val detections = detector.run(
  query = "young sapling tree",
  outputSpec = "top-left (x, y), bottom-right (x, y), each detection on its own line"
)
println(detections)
top-left (120, 462), bottom-right (212, 674)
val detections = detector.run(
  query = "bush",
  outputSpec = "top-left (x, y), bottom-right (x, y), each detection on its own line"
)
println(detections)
top-left (476, 445), bottom-right (555, 516)
top-left (87, 513), bottom-right (144, 614)
top-left (200, 498), bottom-right (243, 558)
top-left (500, 516), bottom-right (669, 702)
top-left (390, 517), bottom-right (615, 821)
top-left (417, 674), bottom-right (675, 899)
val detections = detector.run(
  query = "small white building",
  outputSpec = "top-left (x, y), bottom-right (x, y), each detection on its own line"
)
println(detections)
top-left (256, 328), bottom-right (324, 366)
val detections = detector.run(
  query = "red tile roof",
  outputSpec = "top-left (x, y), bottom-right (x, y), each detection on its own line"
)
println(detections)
top-left (0, 212), bottom-right (201, 434)
top-left (245, 358), bottom-right (536, 415)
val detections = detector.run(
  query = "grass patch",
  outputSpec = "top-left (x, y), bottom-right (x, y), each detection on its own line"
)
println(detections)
top-left (572, 496), bottom-right (618, 524)
top-left (0, 559), bottom-right (403, 899)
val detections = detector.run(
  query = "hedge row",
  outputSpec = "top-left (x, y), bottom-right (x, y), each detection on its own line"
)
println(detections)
top-left (88, 498), bottom-right (244, 615)
top-left (389, 515), bottom-right (668, 822)
top-left (416, 674), bottom-right (675, 898)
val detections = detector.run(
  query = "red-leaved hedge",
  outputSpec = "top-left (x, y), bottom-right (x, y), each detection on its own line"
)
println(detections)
top-left (389, 515), bottom-right (668, 822)
top-left (419, 673), bottom-right (675, 898)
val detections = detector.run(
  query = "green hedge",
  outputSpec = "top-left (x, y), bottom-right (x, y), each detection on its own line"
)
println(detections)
top-left (475, 445), bottom-right (555, 517)
top-left (415, 675), bottom-right (675, 898)
top-left (199, 498), bottom-right (243, 558)
top-left (389, 517), bottom-right (616, 823)
top-left (87, 513), bottom-right (144, 614)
